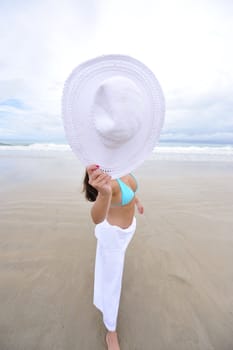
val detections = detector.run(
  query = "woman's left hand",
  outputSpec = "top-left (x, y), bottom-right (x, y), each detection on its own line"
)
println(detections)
top-left (135, 197), bottom-right (144, 214)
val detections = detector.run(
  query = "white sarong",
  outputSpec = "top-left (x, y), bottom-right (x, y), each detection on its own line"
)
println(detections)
top-left (93, 217), bottom-right (136, 331)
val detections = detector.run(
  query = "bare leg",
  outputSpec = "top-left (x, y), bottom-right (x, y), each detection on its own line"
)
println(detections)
top-left (106, 331), bottom-right (120, 350)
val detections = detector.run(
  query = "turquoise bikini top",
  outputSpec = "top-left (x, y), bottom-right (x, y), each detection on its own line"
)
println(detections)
top-left (114, 174), bottom-right (138, 206)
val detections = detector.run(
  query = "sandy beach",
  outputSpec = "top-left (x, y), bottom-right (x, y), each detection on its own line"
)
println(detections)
top-left (0, 150), bottom-right (233, 350)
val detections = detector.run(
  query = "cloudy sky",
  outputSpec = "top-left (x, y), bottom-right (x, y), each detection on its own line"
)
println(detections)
top-left (0, 0), bottom-right (233, 144)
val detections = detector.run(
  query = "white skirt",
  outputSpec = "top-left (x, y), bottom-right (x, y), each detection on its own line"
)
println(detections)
top-left (93, 217), bottom-right (136, 331)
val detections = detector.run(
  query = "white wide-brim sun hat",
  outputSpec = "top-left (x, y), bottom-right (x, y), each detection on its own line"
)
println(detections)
top-left (62, 54), bottom-right (165, 179)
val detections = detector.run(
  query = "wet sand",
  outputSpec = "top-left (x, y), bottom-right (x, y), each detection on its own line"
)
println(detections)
top-left (0, 151), bottom-right (233, 350)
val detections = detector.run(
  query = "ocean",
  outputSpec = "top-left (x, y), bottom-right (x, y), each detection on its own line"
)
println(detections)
top-left (0, 140), bottom-right (233, 162)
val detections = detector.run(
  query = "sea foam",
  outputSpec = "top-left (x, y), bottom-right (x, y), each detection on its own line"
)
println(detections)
top-left (0, 142), bottom-right (233, 161)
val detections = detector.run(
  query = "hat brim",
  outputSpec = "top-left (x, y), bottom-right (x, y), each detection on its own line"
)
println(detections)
top-left (62, 54), bottom-right (165, 179)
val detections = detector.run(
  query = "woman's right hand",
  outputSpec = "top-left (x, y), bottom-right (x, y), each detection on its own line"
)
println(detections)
top-left (86, 164), bottom-right (112, 197)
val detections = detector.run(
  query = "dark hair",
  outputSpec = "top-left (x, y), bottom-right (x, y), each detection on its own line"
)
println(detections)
top-left (82, 170), bottom-right (98, 202)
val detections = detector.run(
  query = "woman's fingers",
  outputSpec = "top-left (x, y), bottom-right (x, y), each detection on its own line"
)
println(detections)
top-left (86, 164), bottom-right (112, 194)
top-left (95, 176), bottom-right (111, 188)
top-left (86, 165), bottom-right (101, 183)
top-left (93, 174), bottom-right (111, 186)
top-left (86, 164), bottom-right (99, 177)
top-left (89, 171), bottom-right (112, 195)
top-left (87, 167), bottom-right (111, 189)
top-left (137, 204), bottom-right (144, 214)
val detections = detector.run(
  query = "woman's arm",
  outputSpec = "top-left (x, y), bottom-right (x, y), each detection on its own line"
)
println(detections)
top-left (91, 191), bottom-right (112, 224)
top-left (87, 165), bottom-right (112, 224)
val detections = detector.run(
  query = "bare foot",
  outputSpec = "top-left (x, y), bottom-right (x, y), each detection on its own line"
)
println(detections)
top-left (106, 331), bottom-right (120, 350)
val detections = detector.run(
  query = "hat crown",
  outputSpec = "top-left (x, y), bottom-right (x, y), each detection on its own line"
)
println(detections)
top-left (92, 77), bottom-right (144, 148)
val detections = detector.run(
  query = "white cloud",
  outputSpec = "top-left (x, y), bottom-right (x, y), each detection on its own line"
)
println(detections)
top-left (163, 73), bottom-right (233, 138)
top-left (0, 0), bottom-right (233, 143)
top-left (0, 106), bottom-right (65, 142)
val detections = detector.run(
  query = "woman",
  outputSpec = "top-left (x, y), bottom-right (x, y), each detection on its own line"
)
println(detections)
top-left (62, 54), bottom-right (165, 349)
top-left (83, 164), bottom-right (144, 350)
